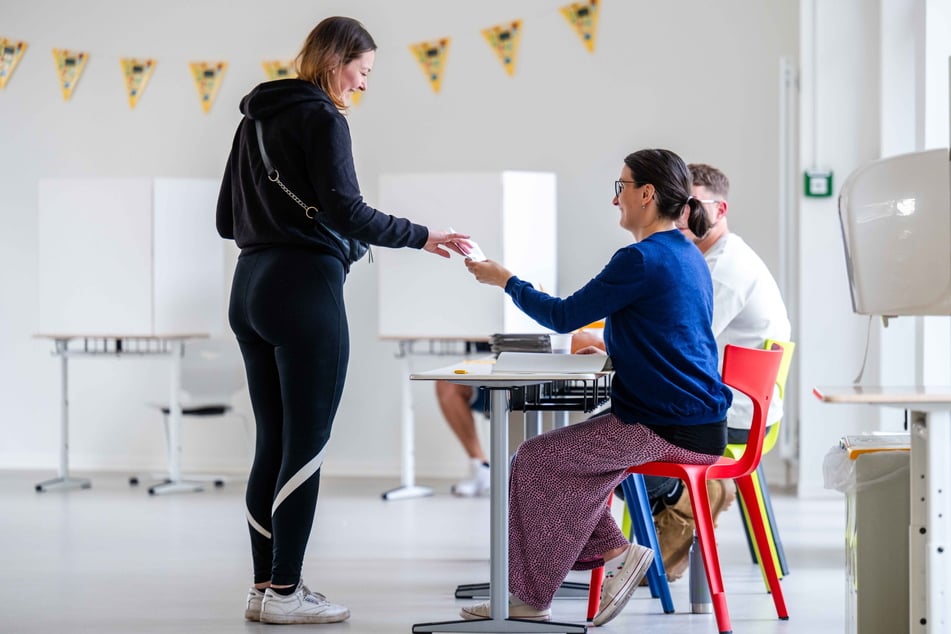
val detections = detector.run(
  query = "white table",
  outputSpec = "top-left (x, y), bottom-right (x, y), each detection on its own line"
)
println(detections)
top-left (34, 333), bottom-right (208, 495)
top-left (410, 358), bottom-right (604, 634)
top-left (379, 338), bottom-right (490, 502)
top-left (814, 385), bottom-right (951, 634)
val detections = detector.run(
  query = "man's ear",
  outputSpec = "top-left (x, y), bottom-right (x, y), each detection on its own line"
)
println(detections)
top-left (716, 200), bottom-right (729, 221)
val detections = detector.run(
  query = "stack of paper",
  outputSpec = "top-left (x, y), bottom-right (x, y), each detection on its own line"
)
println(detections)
top-left (489, 333), bottom-right (553, 355)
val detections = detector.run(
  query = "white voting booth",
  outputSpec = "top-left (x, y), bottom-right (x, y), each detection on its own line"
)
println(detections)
top-left (34, 178), bottom-right (226, 494)
top-left (376, 171), bottom-right (557, 501)
top-left (378, 171), bottom-right (557, 338)
top-left (38, 178), bottom-right (223, 335)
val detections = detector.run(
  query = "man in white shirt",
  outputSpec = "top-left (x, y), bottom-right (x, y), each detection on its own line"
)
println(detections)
top-left (644, 163), bottom-right (792, 581)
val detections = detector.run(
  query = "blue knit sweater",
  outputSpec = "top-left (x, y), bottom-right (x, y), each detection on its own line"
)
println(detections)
top-left (505, 229), bottom-right (731, 430)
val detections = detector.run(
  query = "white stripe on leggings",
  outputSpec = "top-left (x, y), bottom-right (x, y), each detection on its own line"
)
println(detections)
top-left (271, 445), bottom-right (327, 517)
top-left (247, 509), bottom-right (271, 539)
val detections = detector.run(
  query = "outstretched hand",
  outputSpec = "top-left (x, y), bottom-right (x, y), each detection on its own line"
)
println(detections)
top-left (424, 230), bottom-right (473, 259)
top-left (465, 258), bottom-right (513, 289)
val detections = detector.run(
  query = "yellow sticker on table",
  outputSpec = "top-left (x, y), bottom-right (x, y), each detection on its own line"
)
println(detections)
top-left (262, 60), bottom-right (296, 80)
top-left (52, 48), bottom-right (89, 101)
top-left (409, 38), bottom-right (450, 93)
top-left (0, 38), bottom-right (28, 89)
top-left (481, 20), bottom-right (522, 77)
top-left (120, 58), bottom-right (156, 109)
top-left (189, 61), bottom-right (227, 113)
top-left (560, 0), bottom-right (600, 53)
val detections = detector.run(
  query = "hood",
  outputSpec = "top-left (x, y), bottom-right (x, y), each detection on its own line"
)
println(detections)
top-left (239, 79), bottom-right (333, 120)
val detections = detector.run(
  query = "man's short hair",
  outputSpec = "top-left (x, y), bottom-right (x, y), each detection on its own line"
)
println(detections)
top-left (688, 163), bottom-right (730, 199)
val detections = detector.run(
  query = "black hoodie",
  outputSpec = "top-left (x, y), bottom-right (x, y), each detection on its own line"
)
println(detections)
top-left (216, 79), bottom-right (428, 269)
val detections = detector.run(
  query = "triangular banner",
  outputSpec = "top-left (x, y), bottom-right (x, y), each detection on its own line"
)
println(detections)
top-left (481, 20), bottom-right (522, 77)
top-left (560, 0), bottom-right (600, 53)
top-left (51, 48), bottom-right (89, 101)
top-left (409, 38), bottom-right (450, 94)
top-left (262, 60), bottom-right (296, 80)
top-left (119, 58), bottom-right (156, 109)
top-left (189, 61), bottom-right (227, 113)
top-left (0, 38), bottom-right (28, 89)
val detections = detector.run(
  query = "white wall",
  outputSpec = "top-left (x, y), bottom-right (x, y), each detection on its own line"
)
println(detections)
top-left (2, 0), bottom-right (810, 482)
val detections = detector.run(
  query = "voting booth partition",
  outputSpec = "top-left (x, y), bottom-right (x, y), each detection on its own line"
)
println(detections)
top-left (377, 171), bottom-right (558, 340)
top-left (38, 178), bottom-right (224, 336)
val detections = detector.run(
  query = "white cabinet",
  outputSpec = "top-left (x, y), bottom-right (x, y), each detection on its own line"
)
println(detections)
top-left (377, 171), bottom-right (557, 339)
top-left (38, 178), bottom-right (224, 336)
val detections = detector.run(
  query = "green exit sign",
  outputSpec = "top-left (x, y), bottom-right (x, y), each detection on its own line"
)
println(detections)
top-left (804, 169), bottom-right (833, 197)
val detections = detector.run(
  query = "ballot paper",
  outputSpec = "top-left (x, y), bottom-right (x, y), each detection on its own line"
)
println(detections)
top-left (448, 227), bottom-right (487, 261)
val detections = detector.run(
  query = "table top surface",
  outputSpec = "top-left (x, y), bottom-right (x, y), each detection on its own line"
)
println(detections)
top-left (813, 385), bottom-right (951, 405)
top-left (34, 333), bottom-right (209, 341)
top-left (410, 357), bottom-right (605, 384)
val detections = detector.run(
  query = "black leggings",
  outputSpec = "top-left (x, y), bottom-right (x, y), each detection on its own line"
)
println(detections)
top-left (228, 247), bottom-right (348, 587)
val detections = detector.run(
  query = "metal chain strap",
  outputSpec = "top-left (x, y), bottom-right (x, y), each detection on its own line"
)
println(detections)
top-left (268, 170), bottom-right (317, 219)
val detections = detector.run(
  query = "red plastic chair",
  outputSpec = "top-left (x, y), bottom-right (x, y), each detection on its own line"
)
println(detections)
top-left (624, 344), bottom-right (788, 634)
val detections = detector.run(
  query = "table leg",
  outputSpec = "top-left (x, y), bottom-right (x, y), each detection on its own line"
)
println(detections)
top-left (149, 340), bottom-right (202, 495)
top-left (910, 408), bottom-right (951, 633)
top-left (383, 348), bottom-right (433, 501)
top-left (414, 389), bottom-right (586, 633)
top-left (36, 341), bottom-right (91, 492)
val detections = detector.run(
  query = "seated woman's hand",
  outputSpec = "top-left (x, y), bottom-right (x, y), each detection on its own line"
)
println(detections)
top-left (465, 259), bottom-right (513, 289)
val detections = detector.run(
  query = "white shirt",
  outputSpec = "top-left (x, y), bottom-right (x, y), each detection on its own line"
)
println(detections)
top-left (705, 233), bottom-right (791, 430)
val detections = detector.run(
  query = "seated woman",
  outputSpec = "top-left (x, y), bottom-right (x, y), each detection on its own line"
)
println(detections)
top-left (462, 148), bottom-right (732, 625)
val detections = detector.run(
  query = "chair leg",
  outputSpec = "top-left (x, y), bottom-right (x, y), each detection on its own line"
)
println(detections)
top-left (754, 463), bottom-right (790, 576)
top-left (622, 474), bottom-right (675, 613)
top-left (737, 465), bottom-right (789, 584)
top-left (587, 566), bottom-right (604, 622)
top-left (586, 491), bottom-right (614, 621)
top-left (683, 473), bottom-right (733, 633)
top-left (735, 474), bottom-right (789, 620)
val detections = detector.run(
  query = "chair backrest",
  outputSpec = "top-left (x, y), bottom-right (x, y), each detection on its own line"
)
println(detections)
top-left (764, 339), bottom-right (796, 402)
top-left (179, 338), bottom-right (246, 405)
top-left (718, 344), bottom-right (784, 476)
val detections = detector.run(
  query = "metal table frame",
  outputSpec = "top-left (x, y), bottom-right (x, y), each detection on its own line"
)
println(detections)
top-left (410, 360), bottom-right (609, 633)
top-left (34, 333), bottom-right (208, 495)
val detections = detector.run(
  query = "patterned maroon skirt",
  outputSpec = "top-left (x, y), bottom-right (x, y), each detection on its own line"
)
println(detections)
top-left (508, 411), bottom-right (719, 609)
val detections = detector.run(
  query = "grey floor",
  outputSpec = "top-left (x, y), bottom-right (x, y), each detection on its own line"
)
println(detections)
top-left (2, 470), bottom-right (845, 633)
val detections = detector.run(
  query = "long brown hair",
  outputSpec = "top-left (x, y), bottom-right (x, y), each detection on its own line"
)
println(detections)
top-left (295, 16), bottom-right (377, 110)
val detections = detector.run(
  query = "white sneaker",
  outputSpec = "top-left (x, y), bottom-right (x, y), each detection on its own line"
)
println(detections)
top-left (260, 581), bottom-right (350, 624)
top-left (451, 459), bottom-right (490, 497)
top-left (593, 544), bottom-right (654, 626)
top-left (244, 587), bottom-right (265, 621)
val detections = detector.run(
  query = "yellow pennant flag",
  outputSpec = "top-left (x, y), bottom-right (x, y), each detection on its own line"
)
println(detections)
top-left (560, 0), bottom-right (600, 53)
top-left (189, 61), bottom-right (227, 113)
top-left (120, 58), bottom-right (156, 109)
top-left (481, 20), bottom-right (522, 77)
top-left (0, 38), bottom-right (28, 89)
top-left (262, 60), bottom-right (296, 80)
top-left (52, 48), bottom-right (89, 101)
top-left (409, 38), bottom-right (450, 94)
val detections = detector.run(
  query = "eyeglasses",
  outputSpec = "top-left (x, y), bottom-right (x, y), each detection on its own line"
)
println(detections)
top-left (696, 199), bottom-right (722, 205)
top-left (614, 180), bottom-right (637, 197)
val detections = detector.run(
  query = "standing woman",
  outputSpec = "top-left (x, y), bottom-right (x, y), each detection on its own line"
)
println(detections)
top-left (463, 149), bottom-right (732, 625)
top-left (216, 16), bottom-right (468, 625)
